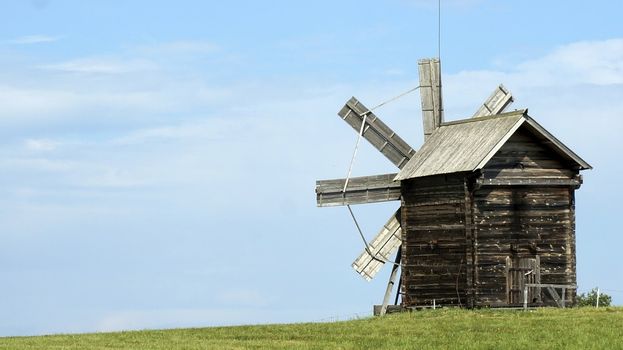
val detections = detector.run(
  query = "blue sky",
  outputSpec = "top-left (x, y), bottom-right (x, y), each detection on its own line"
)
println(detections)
top-left (0, 0), bottom-right (622, 336)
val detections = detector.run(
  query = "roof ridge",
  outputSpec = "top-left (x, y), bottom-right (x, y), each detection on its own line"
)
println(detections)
top-left (440, 109), bottom-right (527, 127)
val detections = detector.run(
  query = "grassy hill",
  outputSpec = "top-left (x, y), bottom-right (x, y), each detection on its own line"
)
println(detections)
top-left (1, 308), bottom-right (622, 349)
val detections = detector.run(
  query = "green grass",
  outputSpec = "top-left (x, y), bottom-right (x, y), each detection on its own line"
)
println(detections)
top-left (1, 308), bottom-right (622, 349)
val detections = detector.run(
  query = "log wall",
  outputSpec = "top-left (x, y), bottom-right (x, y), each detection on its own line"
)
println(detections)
top-left (400, 126), bottom-right (580, 308)
top-left (473, 126), bottom-right (578, 306)
top-left (400, 175), bottom-right (469, 307)
top-left (472, 186), bottom-right (576, 306)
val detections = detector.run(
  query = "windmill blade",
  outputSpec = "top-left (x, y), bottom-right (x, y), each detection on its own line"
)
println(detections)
top-left (338, 97), bottom-right (416, 169)
top-left (418, 58), bottom-right (443, 140)
top-left (316, 173), bottom-right (400, 207)
top-left (472, 84), bottom-right (514, 118)
top-left (352, 209), bottom-right (402, 281)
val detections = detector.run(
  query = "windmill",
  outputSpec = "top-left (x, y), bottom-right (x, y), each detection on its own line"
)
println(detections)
top-left (315, 58), bottom-right (514, 313)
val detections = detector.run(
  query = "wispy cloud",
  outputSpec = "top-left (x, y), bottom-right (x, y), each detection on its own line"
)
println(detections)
top-left (134, 40), bottom-right (219, 55)
top-left (443, 37), bottom-right (623, 118)
top-left (515, 38), bottom-right (623, 86)
top-left (9, 35), bottom-right (61, 44)
top-left (38, 57), bottom-right (158, 74)
top-left (0, 85), bottom-right (172, 122)
top-left (24, 139), bottom-right (60, 152)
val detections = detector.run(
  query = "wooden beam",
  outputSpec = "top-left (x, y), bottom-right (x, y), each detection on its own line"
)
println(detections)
top-left (316, 173), bottom-right (400, 207)
top-left (476, 177), bottom-right (582, 187)
top-left (352, 209), bottom-right (402, 281)
top-left (473, 84), bottom-right (514, 118)
top-left (380, 247), bottom-right (402, 316)
top-left (338, 97), bottom-right (416, 169)
top-left (418, 58), bottom-right (443, 140)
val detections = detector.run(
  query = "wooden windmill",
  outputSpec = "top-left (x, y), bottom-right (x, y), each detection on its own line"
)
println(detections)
top-left (315, 58), bottom-right (589, 311)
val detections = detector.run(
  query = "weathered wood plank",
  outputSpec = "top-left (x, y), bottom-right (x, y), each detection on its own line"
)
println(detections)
top-left (338, 97), bottom-right (416, 169)
top-left (401, 174), bottom-right (468, 307)
top-left (472, 84), bottom-right (514, 118)
top-left (471, 179), bottom-right (575, 307)
top-left (316, 173), bottom-right (400, 207)
top-left (418, 58), bottom-right (443, 140)
top-left (352, 209), bottom-right (402, 281)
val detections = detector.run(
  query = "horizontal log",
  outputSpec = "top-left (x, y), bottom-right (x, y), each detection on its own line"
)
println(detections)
top-left (476, 177), bottom-right (581, 187)
top-left (315, 173), bottom-right (400, 207)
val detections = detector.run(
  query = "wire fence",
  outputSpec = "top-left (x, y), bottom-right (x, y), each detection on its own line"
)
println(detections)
top-left (313, 287), bottom-right (622, 322)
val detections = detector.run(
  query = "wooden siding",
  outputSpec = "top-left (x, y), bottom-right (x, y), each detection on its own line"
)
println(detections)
top-left (401, 175), bottom-right (469, 307)
top-left (472, 186), bottom-right (576, 307)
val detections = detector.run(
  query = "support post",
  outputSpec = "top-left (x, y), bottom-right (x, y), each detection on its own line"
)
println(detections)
top-left (523, 285), bottom-right (528, 311)
top-left (394, 274), bottom-right (402, 305)
top-left (596, 288), bottom-right (600, 308)
top-left (379, 247), bottom-right (401, 316)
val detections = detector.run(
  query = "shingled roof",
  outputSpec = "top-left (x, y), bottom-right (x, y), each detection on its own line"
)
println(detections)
top-left (395, 109), bottom-right (591, 181)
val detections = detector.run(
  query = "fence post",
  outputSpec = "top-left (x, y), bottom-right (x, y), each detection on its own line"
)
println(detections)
top-left (596, 288), bottom-right (600, 308)
top-left (523, 286), bottom-right (528, 311)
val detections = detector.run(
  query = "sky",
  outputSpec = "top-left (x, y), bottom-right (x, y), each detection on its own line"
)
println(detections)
top-left (0, 0), bottom-right (622, 337)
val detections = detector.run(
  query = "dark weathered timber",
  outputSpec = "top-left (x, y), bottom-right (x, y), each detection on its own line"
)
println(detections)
top-left (316, 77), bottom-right (589, 309)
top-left (481, 127), bottom-right (580, 182)
top-left (338, 97), bottom-right (416, 169)
top-left (401, 174), bottom-right (468, 307)
top-left (399, 123), bottom-right (583, 308)
top-left (316, 173), bottom-right (400, 207)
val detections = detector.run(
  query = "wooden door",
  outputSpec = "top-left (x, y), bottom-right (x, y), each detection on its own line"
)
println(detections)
top-left (506, 256), bottom-right (541, 305)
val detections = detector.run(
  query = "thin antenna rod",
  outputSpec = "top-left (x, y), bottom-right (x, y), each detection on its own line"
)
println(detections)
top-left (438, 0), bottom-right (441, 60)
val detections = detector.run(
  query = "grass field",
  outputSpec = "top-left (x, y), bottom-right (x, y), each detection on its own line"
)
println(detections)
top-left (1, 307), bottom-right (622, 349)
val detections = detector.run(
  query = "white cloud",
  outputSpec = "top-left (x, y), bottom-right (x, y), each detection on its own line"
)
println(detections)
top-left (515, 38), bottom-right (623, 86)
top-left (442, 38), bottom-right (623, 119)
top-left (38, 57), bottom-right (158, 74)
top-left (9, 35), bottom-right (60, 44)
top-left (0, 85), bottom-right (79, 119)
top-left (24, 139), bottom-right (59, 152)
top-left (111, 118), bottom-right (243, 145)
top-left (455, 38), bottom-right (623, 89)
top-left (0, 85), bottom-right (178, 122)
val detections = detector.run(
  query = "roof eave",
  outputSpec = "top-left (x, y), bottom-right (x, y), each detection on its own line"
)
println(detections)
top-left (472, 115), bottom-right (527, 171)
top-left (522, 116), bottom-right (593, 170)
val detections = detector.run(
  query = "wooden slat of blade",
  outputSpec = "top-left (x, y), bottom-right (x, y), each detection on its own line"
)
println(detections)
top-left (352, 209), bottom-right (402, 281)
top-left (472, 84), bottom-right (514, 118)
top-left (338, 97), bottom-right (416, 169)
top-left (418, 58), bottom-right (443, 140)
top-left (316, 173), bottom-right (400, 207)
